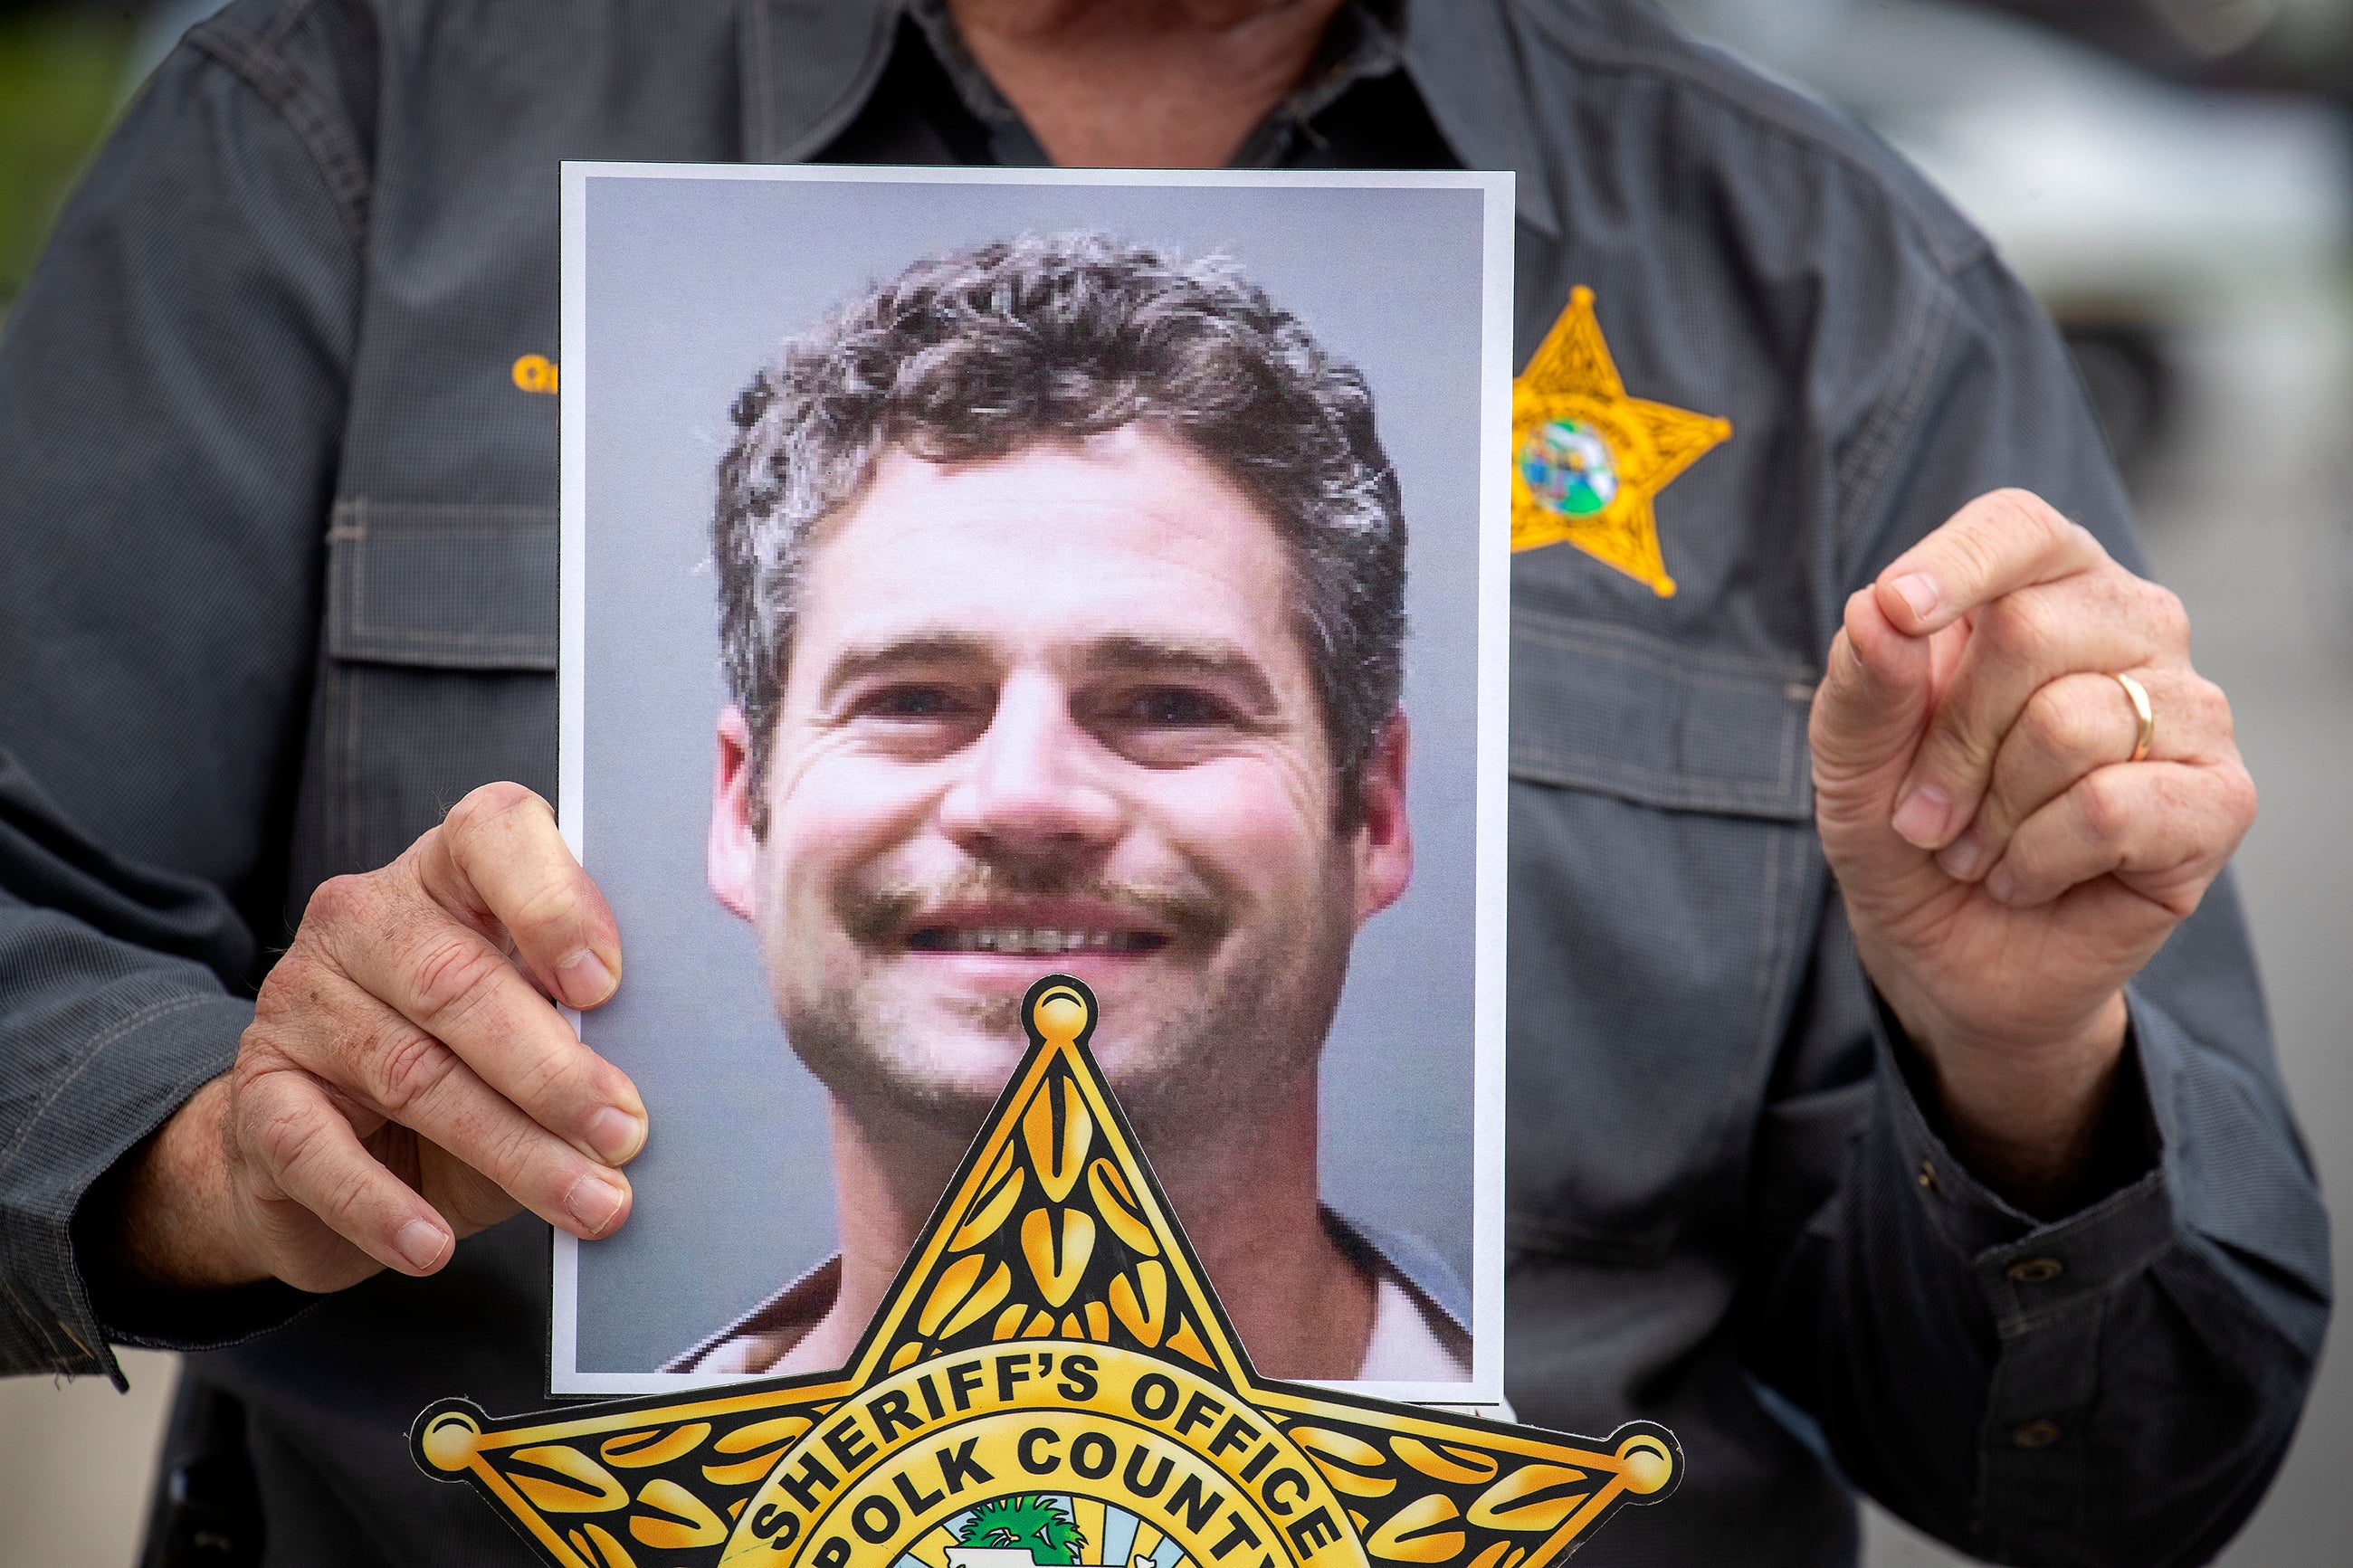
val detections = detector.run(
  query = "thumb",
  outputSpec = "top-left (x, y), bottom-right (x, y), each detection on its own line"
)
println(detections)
top-left (1810, 587), bottom-right (1935, 858)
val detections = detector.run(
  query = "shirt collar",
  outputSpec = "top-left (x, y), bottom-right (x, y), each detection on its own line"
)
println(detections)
top-left (738, 0), bottom-right (1558, 235)
top-left (896, 0), bottom-right (1413, 169)
top-left (898, 0), bottom-right (1043, 164)
top-left (1396, 0), bottom-right (1560, 235)
top-left (738, 0), bottom-right (901, 166)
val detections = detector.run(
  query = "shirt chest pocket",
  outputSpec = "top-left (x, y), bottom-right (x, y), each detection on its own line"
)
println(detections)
top-left (293, 499), bottom-right (560, 897)
top-left (1506, 609), bottom-right (1824, 1265)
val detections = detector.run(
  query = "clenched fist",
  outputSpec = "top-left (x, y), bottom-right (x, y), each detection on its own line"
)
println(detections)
top-left (101, 784), bottom-right (642, 1294)
top-left (1810, 489), bottom-right (2255, 1206)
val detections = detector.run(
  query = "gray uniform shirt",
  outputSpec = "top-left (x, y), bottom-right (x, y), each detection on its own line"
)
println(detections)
top-left (0, 2), bottom-right (2328, 1565)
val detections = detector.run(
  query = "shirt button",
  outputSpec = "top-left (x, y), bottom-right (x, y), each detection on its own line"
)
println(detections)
top-left (2011, 1420), bottom-right (2063, 1449)
top-left (2006, 1257), bottom-right (2064, 1284)
top-left (1917, 1159), bottom-right (1941, 1195)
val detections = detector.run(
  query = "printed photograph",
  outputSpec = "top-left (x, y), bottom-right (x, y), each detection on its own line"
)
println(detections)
top-left (554, 165), bottom-right (1512, 1402)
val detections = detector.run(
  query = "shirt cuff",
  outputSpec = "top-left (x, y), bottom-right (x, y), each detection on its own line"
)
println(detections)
top-left (1872, 989), bottom-right (2176, 1313)
top-left (0, 989), bottom-right (301, 1385)
top-left (1861, 981), bottom-right (2326, 1560)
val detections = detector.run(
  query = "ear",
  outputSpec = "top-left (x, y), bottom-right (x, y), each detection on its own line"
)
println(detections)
top-left (708, 705), bottom-right (761, 921)
top-left (1349, 711), bottom-right (1413, 927)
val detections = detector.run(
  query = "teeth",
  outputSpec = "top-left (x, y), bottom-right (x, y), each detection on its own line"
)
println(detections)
top-left (919, 928), bottom-right (1153, 955)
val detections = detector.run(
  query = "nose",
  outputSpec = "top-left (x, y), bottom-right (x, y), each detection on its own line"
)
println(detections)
top-left (938, 671), bottom-right (1123, 862)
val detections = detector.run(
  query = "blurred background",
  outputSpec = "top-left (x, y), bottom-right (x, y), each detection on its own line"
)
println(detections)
top-left (2, 0), bottom-right (2348, 1561)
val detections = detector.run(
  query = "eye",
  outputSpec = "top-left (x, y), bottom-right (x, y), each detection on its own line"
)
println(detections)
top-left (1119, 686), bottom-right (1234, 727)
top-left (856, 683), bottom-right (970, 720)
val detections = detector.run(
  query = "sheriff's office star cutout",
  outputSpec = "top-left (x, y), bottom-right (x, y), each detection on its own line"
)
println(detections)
top-left (1511, 286), bottom-right (1730, 597)
top-left (414, 979), bottom-right (1681, 1568)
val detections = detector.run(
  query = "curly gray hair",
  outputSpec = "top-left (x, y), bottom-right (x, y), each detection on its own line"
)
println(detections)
top-left (712, 231), bottom-right (1407, 830)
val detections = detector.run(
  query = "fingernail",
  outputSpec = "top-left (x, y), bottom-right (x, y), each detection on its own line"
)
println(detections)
top-left (1891, 784), bottom-right (1952, 849)
top-left (1986, 864), bottom-right (2018, 904)
top-left (1890, 572), bottom-right (1940, 622)
top-left (1936, 830), bottom-right (1986, 881)
top-left (556, 949), bottom-right (614, 1009)
top-left (585, 1106), bottom-right (646, 1164)
top-left (566, 1171), bottom-right (628, 1236)
top-left (395, 1219), bottom-right (450, 1272)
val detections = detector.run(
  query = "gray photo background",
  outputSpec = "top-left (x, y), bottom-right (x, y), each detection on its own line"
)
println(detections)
top-left (576, 173), bottom-right (1491, 1374)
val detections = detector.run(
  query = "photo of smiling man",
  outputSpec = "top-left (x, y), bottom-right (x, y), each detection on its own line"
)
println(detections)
top-left (555, 168), bottom-right (1507, 1403)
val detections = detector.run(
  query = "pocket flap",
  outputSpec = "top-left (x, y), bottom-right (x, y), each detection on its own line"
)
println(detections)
top-left (1510, 608), bottom-right (1816, 820)
top-left (325, 499), bottom-right (557, 670)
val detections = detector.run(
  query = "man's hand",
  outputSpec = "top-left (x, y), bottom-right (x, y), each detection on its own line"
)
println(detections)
top-left (1810, 490), bottom-right (2255, 1205)
top-left (110, 783), bottom-right (642, 1294)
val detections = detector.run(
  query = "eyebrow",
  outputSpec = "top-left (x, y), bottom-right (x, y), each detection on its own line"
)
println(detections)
top-left (1082, 634), bottom-right (1281, 720)
top-left (814, 632), bottom-right (997, 710)
top-left (814, 631), bottom-right (1281, 718)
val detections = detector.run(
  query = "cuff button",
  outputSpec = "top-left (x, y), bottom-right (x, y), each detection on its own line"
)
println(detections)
top-left (2006, 1257), bottom-right (2064, 1284)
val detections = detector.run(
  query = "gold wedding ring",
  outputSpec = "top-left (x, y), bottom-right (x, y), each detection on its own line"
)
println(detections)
top-left (2114, 671), bottom-right (2155, 764)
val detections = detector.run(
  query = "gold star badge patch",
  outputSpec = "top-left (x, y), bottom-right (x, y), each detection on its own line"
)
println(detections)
top-left (414, 978), bottom-right (1681, 1568)
top-left (1511, 287), bottom-right (1730, 597)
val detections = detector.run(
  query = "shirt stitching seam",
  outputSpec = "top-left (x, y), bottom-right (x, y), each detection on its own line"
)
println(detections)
top-left (255, 0), bottom-right (326, 52)
top-left (0, 993), bottom-right (228, 1366)
top-left (46, 1048), bottom-right (246, 1378)
top-left (1512, 618), bottom-right (1815, 693)
top-left (759, 1), bottom-right (906, 163)
top-left (341, 631), bottom-right (552, 650)
top-left (329, 503), bottom-right (556, 658)
top-left (1506, 749), bottom-right (1801, 807)
top-left (1834, 280), bottom-right (1958, 569)
top-left (331, 504), bottom-right (558, 529)
top-left (186, 12), bottom-right (370, 243)
top-left (1741, 823), bottom-right (1806, 1121)
top-left (1996, 1278), bottom-right (2153, 1339)
top-left (1474, 2), bottom-right (1544, 205)
top-left (745, 0), bottom-right (775, 157)
top-left (1506, 0), bottom-right (1987, 276)
top-left (340, 650), bottom-right (363, 874)
top-left (0, 993), bottom-right (219, 1188)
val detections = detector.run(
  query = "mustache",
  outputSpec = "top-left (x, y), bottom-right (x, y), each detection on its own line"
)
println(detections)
top-left (836, 862), bottom-right (1234, 949)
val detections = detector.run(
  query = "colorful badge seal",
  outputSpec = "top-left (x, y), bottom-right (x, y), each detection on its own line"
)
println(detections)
top-left (1510, 287), bottom-right (1730, 597)
top-left (414, 978), bottom-right (1681, 1567)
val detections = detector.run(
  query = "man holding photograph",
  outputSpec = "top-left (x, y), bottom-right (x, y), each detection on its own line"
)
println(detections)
top-left (677, 233), bottom-right (1463, 1383)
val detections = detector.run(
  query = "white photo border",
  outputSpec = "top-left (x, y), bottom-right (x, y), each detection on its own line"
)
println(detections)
top-left (553, 161), bottom-right (1516, 1408)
